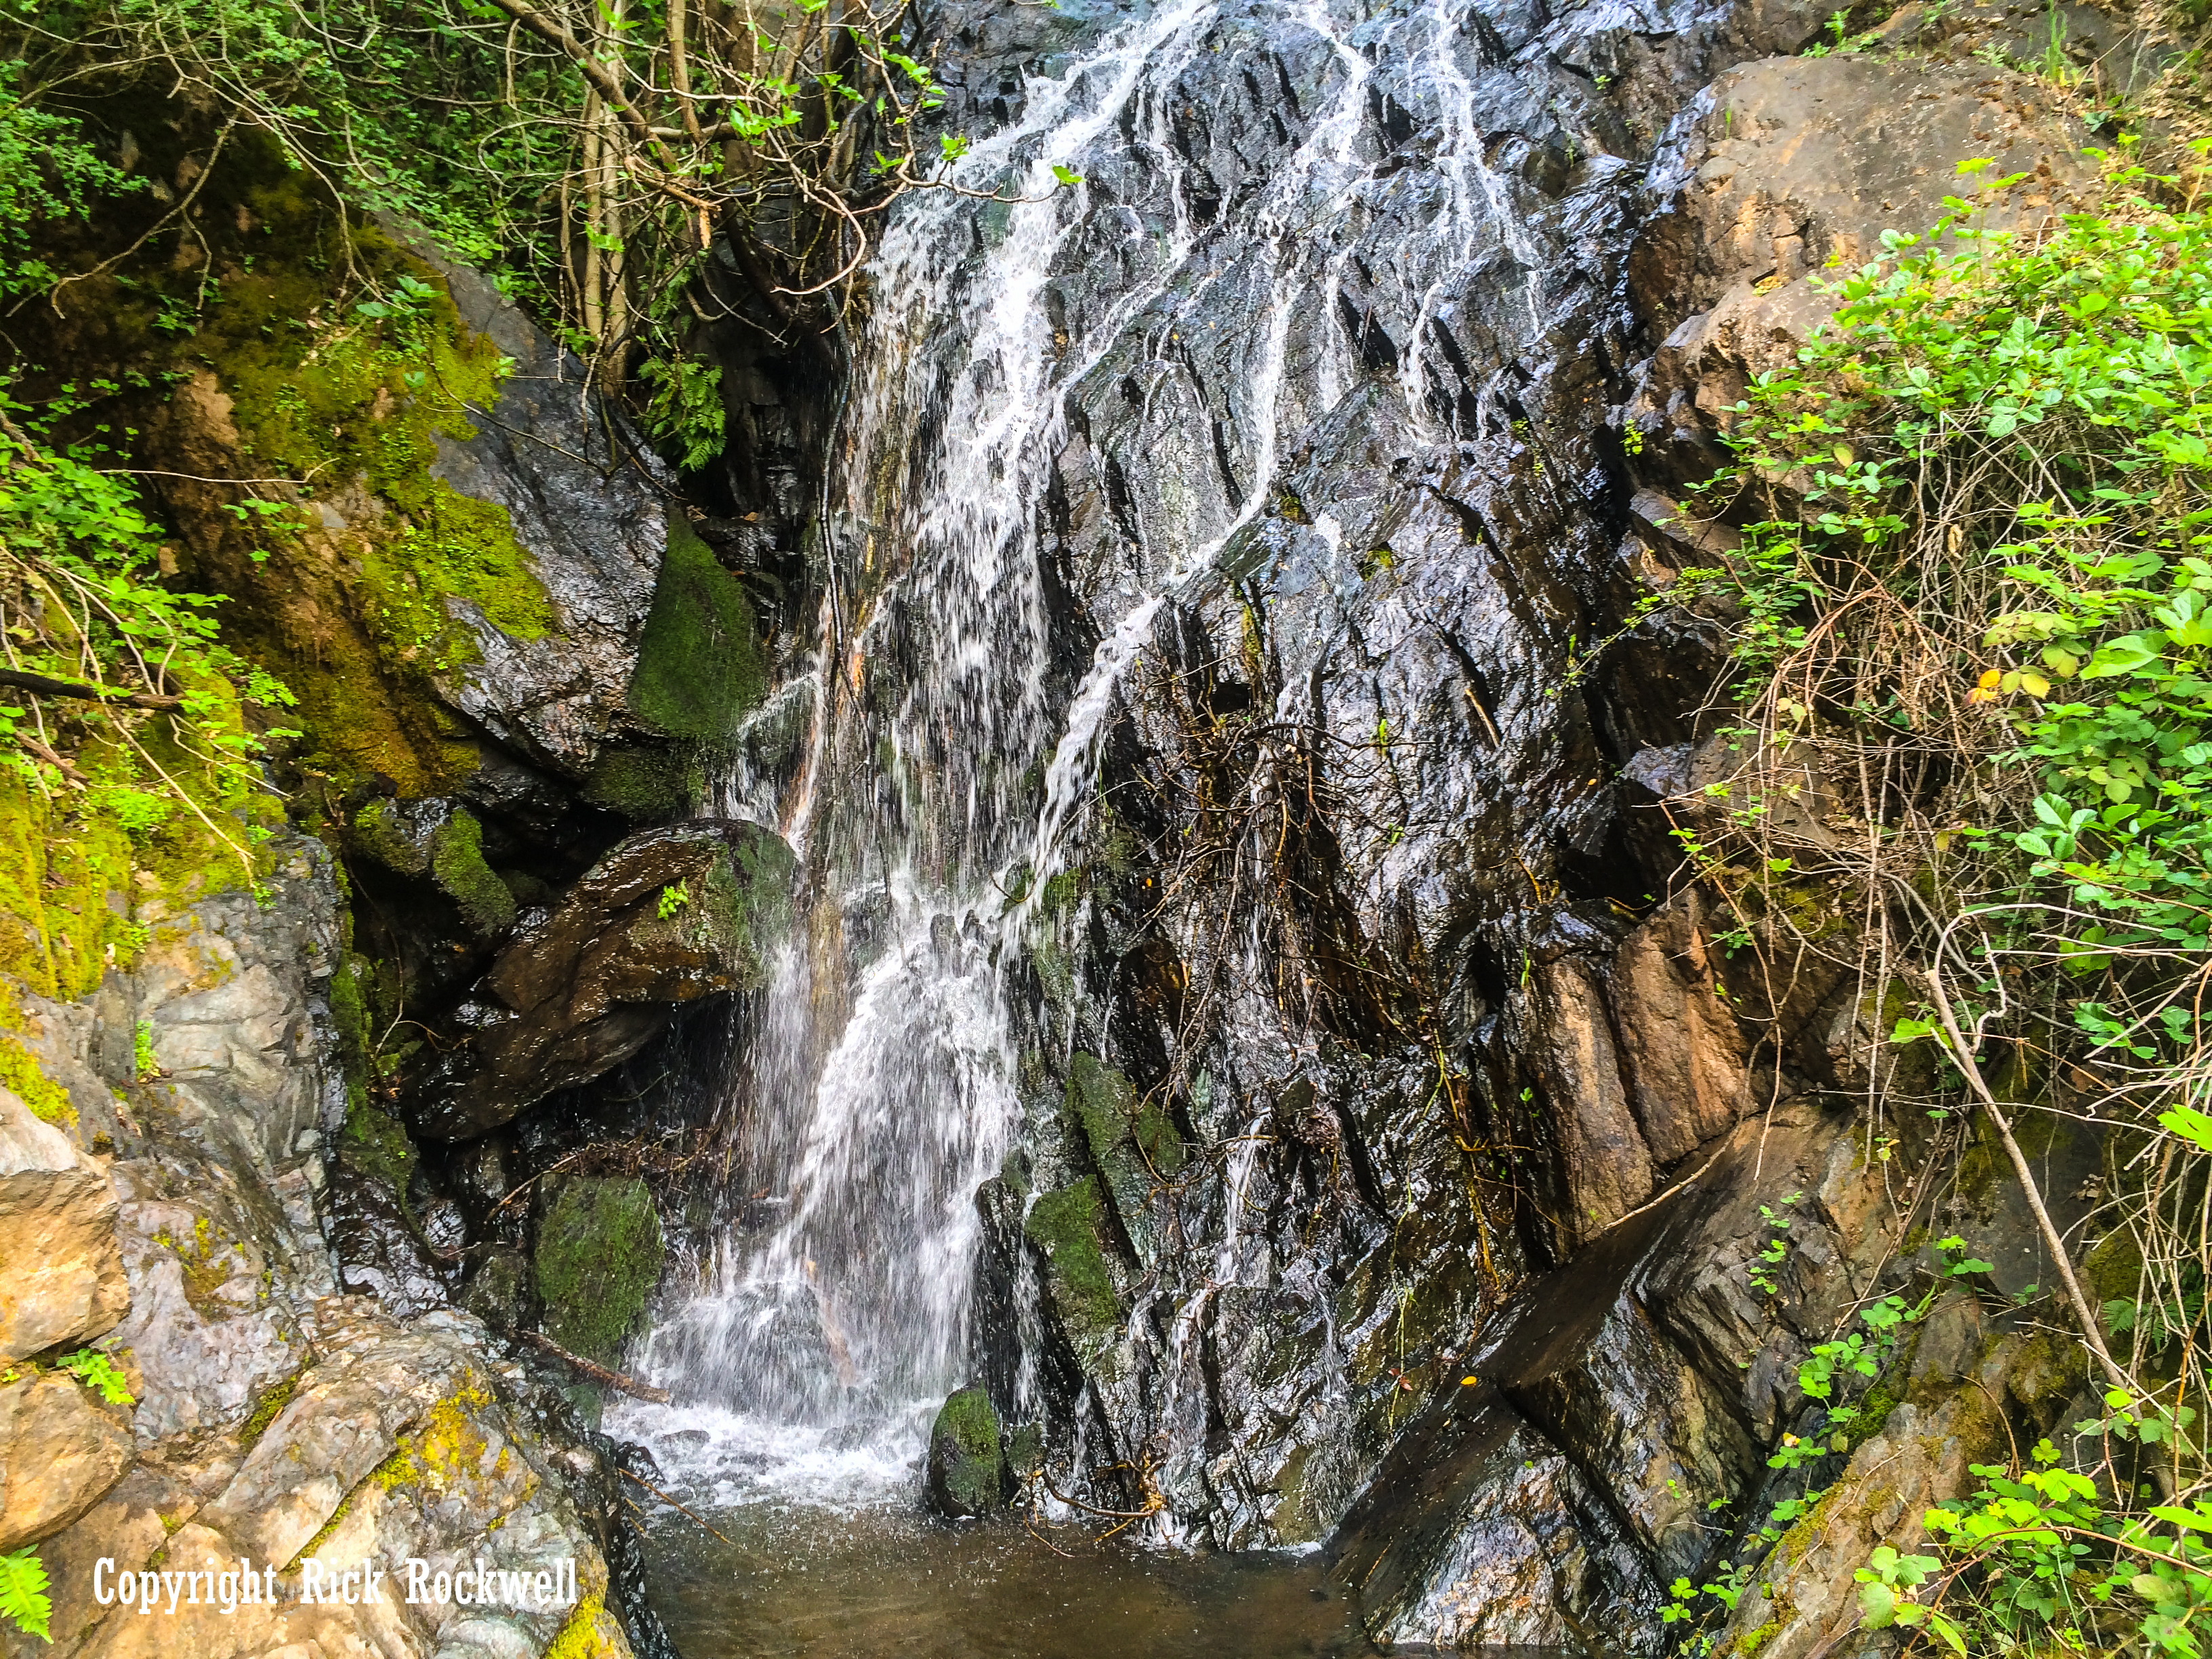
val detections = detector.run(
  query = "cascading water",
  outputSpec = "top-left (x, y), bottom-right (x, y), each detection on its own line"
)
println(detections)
top-left (614, 0), bottom-right (1577, 1523)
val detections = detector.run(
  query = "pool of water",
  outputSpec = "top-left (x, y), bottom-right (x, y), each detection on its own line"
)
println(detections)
top-left (632, 1502), bottom-right (1379, 1659)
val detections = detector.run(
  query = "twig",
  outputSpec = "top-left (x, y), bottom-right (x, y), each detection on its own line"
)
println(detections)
top-left (515, 1330), bottom-right (672, 1403)
top-left (620, 1466), bottom-right (735, 1545)
top-left (0, 668), bottom-right (182, 709)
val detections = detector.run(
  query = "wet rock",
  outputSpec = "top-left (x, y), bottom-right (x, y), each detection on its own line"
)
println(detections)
top-left (0, 1086), bottom-right (127, 1362)
top-left (1022, 1178), bottom-right (1124, 1362)
top-left (409, 821), bottom-right (797, 1140)
top-left (532, 1177), bottom-right (664, 1368)
top-left (926, 1386), bottom-right (1008, 1519)
top-left (0, 1372), bottom-right (134, 1552)
top-left (1065, 1052), bottom-right (1185, 1265)
top-left (1610, 898), bottom-right (1757, 1166)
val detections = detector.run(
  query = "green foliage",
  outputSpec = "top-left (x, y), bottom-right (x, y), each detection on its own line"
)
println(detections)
top-left (638, 355), bottom-right (725, 474)
top-left (1663, 152), bottom-right (2212, 1659)
top-left (8, 0), bottom-right (968, 445)
top-left (656, 880), bottom-right (690, 920)
top-left (0, 1547), bottom-right (51, 1643)
top-left (0, 58), bottom-right (138, 299)
top-left (58, 1345), bottom-right (134, 1404)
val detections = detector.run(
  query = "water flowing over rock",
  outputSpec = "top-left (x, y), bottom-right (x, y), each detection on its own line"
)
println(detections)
top-left (579, 0), bottom-right (2150, 1643)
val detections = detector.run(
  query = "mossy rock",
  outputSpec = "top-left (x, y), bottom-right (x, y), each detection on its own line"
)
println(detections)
top-left (581, 744), bottom-right (699, 822)
top-left (533, 1176), bottom-right (664, 1366)
top-left (428, 807), bottom-right (517, 939)
top-left (1023, 1177), bottom-right (1122, 1351)
top-left (629, 519), bottom-right (766, 747)
top-left (926, 1386), bottom-right (1007, 1519)
top-left (1065, 1051), bottom-right (1185, 1263)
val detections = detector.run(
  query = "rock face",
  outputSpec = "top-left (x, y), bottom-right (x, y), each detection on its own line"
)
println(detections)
top-left (926, 1387), bottom-right (1008, 1519)
top-left (0, 1088), bottom-right (127, 1363)
top-left (0, 1374), bottom-right (135, 1554)
top-left (1626, 54), bottom-right (2100, 485)
top-left (0, 835), bottom-right (651, 1659)
top-left (407, 819), bottom-right (798, 1141)
top-left (752, 0), bottom-right (2144, 1647)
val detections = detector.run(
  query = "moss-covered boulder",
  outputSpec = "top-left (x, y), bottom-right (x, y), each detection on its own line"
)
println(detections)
top-left (926, 1386), bottom-right (1007, 1519)
top-left (408, 819), bottom-right (797, 1139)
top-left (1023, 1177), bottom-right (1123, 1355)
top-left (533, 1177), bottom-right (664, 1367)
top-left (1065, 1052), bottom-right (1186, 1264)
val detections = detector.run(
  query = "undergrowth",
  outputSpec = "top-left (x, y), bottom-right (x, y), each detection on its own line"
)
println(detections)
top-left (1652, 147), bottom-right (2212, 1653)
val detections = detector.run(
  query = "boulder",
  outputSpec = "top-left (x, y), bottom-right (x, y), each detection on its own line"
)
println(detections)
top-left (408, 820), bottom-right (797, 1140)
top-left (34, 1298), bottom-right (637, 1659)
top-left (532, 1178), bottom-right (665, 1369)
top-left (926, 1387), bottom-right (1007, 1519)
top-left (0, 1086), bottom-right (128, 1363)
top-left (0, 1372), bottom-right (134, 1551)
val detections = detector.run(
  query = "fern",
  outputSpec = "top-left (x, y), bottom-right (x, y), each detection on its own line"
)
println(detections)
top-left (0, 1548), bottom-right (52, 1642)
top-left (58, 1348), bottom-right (134, 1406)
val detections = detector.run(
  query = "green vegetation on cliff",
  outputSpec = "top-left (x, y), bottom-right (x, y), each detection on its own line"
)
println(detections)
top-left (1662, 152), bottom-right (2212, 1654)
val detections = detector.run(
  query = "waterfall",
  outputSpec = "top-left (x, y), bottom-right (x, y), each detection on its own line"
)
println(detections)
top-left (613, 0), bottom-right (1565, 1515)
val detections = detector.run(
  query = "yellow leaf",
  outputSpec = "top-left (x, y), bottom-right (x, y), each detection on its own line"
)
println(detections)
top-left (2020, 671), bottom-right (2050, 697)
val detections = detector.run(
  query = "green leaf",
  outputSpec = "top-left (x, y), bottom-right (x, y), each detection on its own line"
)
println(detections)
top-left (0, 1549), bottom-right (51, 1642)
top-left (2081, 633), bottom-right (2164, 678)
top-left (1051, 164), bottom-right (1084, 188)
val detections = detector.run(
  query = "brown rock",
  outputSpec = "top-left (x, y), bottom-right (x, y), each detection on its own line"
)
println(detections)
top-left (1530, 960), bottom-right (1654, 1240)
top-left (1627, 56), bottom-right (2100, 483)
top-left (408, 819), bottom-right (796, 1140)
top-left (1611, 900), bottom-right (1758, 1166)
top-left (0, 1372), bottom-right (134, 1551)
top-left (0, 1087), bottom-right (129, 1364)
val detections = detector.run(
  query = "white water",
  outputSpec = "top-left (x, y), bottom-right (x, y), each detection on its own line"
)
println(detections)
top-left (615, 0), bottom-right (1553, 1515)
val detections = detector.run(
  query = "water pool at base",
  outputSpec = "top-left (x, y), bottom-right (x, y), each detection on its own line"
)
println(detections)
top-left (634, 1504), bottom-right (1380, 1658)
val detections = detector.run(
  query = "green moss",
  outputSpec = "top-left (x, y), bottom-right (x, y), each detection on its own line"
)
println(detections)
top-left (121, 142), bottom-right (552, 802)
top-left (373, 1378), bottom-right (495, 1492)
top-left (342, 1097), bottom-right (416, 1194)
top-left (1065, 1052), bottom-right (1185, 1261)
top-left (0, 1036), bottom-right (76, 1128)
top-left (1733, 1618), bottom-right (1782, 1658)
top-left (544, 1593), bottom-right (620, 1659)
top-left (533, 1176), bottom-right (665, 1366)
top-left (1023, 1178), bottom-right (1120, 1343)
top-left (238, 1374), bottom-right (298, 1452)
top-left (928, 1385), bottom-right (1006, 1515)
top-left (629, 519), bottom-right (765, 746)
top-left (428, 807), bottom-right (516, 938)
top-left (581, 745), bottom-right (697, 821)
top-left (351, 798), bottom-right (428, 876)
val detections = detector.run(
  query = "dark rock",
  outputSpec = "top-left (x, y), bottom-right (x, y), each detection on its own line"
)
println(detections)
top-left (409, 820), bottom-right (797, 1140)
top-left (926, 1385), bottom-right (1008, 1519)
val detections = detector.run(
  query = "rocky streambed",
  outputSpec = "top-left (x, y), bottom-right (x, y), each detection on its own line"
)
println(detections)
top-left (0, 0), bottom-right (2169, 1655)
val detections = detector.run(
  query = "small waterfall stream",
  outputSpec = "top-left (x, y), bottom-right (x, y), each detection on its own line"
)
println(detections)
top-left (613, 0), bottom-right (1578, 1527)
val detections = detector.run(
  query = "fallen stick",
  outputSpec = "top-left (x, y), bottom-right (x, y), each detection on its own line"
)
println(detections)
top-left (515, 1330), bottom-right (672, 1404)
top-left (621, 1467), bottom-right (737, 1547)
